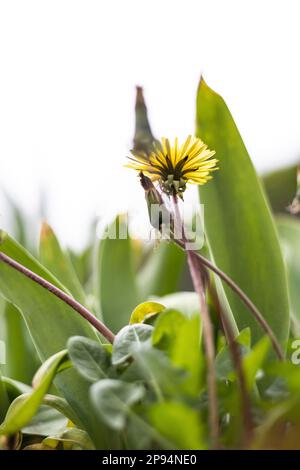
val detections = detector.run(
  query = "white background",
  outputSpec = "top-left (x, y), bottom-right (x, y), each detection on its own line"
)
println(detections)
top-left (0, 0), bottom-right (300, 248)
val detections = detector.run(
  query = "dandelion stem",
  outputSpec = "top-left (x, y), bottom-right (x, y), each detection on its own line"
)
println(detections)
top-left (172, 195), bottom-right (219, 449)
top-left (210, 283), bottom-right (253, 446)
top-left (0, 252), bottom-right (115, 344)
top-left (174, 240), bottom-right (284, 360)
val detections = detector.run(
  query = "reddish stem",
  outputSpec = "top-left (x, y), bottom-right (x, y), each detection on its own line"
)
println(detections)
top-left (0, 252), bottom-right (115, 344)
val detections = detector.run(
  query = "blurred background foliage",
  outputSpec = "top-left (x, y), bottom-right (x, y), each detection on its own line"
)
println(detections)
top-left (0, 80), bottom-right (300, 449)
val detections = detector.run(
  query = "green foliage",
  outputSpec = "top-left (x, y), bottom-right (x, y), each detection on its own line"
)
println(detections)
top-left (196, 78), bottom-right (290, 348)
top-left (68, 336), bottom-right (110, 382)
top-left (0, 350), bottom-right (69, 435)
top-left (97, 216), bottom-right (141, 332)
top-left (90, 379), bottom-right (145, 431)
top-left (276, 216), bottom-right (300, 335)
top-left (0, 80), bottom-right (299, 450)
top-left (129, 301), bottom-right (165, 324)
top-left (138, 243), bottom-right (186, 298)
top-left (1, 302), bottom-right (39, 384)
top-left (39, 222), bottom-right (86, 304)
top-left (148, 401), bottom-right (204, 450)
top-left (262, 164), bottom-right (297, 213)
top-left (112, 324), bottom-right (153, 366)
top-left (0, 232), bottom-right (115, 449)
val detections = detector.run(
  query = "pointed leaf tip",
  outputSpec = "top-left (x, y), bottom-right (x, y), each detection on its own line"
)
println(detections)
top-left (135, 86), bottom-right (145, 107)
top-left (40, 221), bottom-right (54, 241)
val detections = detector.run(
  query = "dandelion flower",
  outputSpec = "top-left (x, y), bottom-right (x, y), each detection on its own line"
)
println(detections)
top-left (126, 135), bottom-right (218, 197)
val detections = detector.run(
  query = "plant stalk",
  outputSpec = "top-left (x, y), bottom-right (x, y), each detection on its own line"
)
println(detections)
top-left (0, 252), bottom-right (115, 344)
top-left (210, 283), bottom-right (253, 446)
top-left (174, 240), bottom-right (283, 360)
top-left (172, 195), bottom-right (219, 448)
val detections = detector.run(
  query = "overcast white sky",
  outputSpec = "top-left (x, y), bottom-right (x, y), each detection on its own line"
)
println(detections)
top-left (0, 0), bottom-right (300, 248)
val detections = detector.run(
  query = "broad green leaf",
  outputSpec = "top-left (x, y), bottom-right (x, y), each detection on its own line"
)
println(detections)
top-left (43, 427), bottom-right (95, 450)
top-left (169, 315), bottom-right (202, 395)
top-left (262, 164), bottom-right (297, 213)
top-left (22, 405), bottom-right (67, 437)
top-left (276, 216), bottom-right (300, 334)
top-left (90, 379), bottom-right (144, 430)
top-left (148, 401), bottom-right (205, 450)
top-left (40, 394), bottom-right (79, 425)
top-left (1, 302), bottom-right (39, 384)
top-left (122, 346), bottom-right (185, 399)
top-left (152, 309), bottom-right (186, 350)
top-left (97, 216), bottom-right (141, 333)
top-left (196, 78), bottom-right (290, 348)
top-left (67, 336), bottom-right (110, 382)
top-left (0, 350), bottom-right (68, 434)
top-left (1, 376), bottom-right (31, 401)
top-left (0, 232), bottom-right (117, 448)
top-left (39, 222), bottom-right (86, 304)
top-left (112, 324), bottom-right (153, 366)
top-left (153, 309), bottom-right (202, 395)
top-left (138, 243), bottom-right (186, 298)
top-left (130, 301), bottom-right (165, 324)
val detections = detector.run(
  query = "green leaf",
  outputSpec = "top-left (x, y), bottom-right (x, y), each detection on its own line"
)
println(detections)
top-left (242, 336), bottom-right (270, 390)
top-left (148, 401), bottom-right (205, 450)
top-left (0, 232), bottom-right (117, 448)
top-left (216, 328), bottom-right (251, 381)
top-left (266, 361), bottom-right (300, 394)
top-left (152, 309), bottom-right (187, 349)
top-left (276, 216), bottom-right (300, 334)
top-left (39, 222), bottom-right (86, 304)
top-left (1, 376), bottom-right (31, 401)
top-left (43, 427), bottom-right (95, 450)
top-left (112, 324), bottom-right (153, 366)
top-left (41, 394), bottom-right (79, 425)
top-left (22, 405), bottom-right (68, 437)
top-left (138, 243), bottom-right (186, 298)
top-left (90, 379), bottom-right (144, 430)
top-left (153, 309), bottom-right (202, 395)
top-left (1, 302), bottom-right (39, 384)
top-left (2, 376), bottom-right (75, 421)
top-left (122, 346), bottom-right (185, 399)
top-left (67, 336), bottom-right (110, 382)
top-left (97, 216), bottom-right (141, 333)
top-left (0, 350), bottom-right (68, 435)
top-left (169, 315), bottom-right (202, 395)
top-left (262, 164), bottom-right (297, 213)
top-left (196, 78), bottom-right (290, 349)
top-left (130, 301), bottom-right (165, 324)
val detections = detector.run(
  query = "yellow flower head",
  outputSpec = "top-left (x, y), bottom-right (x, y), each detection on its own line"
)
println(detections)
top-left (126, 135), bottom-right (218, 197)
